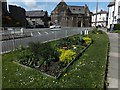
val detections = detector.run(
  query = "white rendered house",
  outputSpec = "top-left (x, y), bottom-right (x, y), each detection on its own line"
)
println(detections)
top-left (107, 0), bottom-right (120, 29)
top-left (91, 10), bottom-right (108, 27)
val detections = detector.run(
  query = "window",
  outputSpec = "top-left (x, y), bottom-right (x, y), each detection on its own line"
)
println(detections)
top-left (118, 6), bottom-right (120, 15)
top-left (73, 8), bottom-right (75, 10)
top-left (112, 11), bottom-right (114, 17)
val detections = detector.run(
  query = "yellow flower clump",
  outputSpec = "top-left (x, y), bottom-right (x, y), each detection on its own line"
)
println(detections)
top-left (83, 37), bottom-right (92, 45)
top-left (59, 49), bottom-right (76, 64)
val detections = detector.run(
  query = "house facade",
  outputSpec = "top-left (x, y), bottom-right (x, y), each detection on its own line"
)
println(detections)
top-left (107, 0), bottom-right (120, 29)
top-left (91, 10), bottom-right (108, 27)
top-left (26, 10), bottom-right (49, 28)
top-left (51, 0), bottom-right (92, 27)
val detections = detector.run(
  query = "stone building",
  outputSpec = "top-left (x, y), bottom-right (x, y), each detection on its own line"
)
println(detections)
top-left (26, 10), bottom-right (49, 28)
top-left (51, 0), bottom-right (92, 27)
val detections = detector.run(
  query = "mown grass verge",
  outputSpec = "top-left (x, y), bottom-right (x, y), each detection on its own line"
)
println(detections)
top-left (2, 32), bottom-right (109, 88)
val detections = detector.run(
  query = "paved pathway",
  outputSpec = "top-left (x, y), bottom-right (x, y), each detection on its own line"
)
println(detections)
top-left (107, 32), bottom-right (119, 89)
top-left (100, 28), bottom-right (119, 89)
top-left (102, 28), bottom-right (120, 89)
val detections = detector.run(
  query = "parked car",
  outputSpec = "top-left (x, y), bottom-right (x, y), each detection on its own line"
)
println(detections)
top-left (50, 25), bottom-right (61, 29)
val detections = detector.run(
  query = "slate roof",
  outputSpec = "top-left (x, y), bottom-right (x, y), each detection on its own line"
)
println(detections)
top-left (68, 6), bottom-right (86, 14)
top-left (51, 0), bottom-right (90, 15)
top-left (93, 10), bottom-right (108, 15)
top-left (108, 0), bottom-right (115, 7)
top-left (98, 10), bottom-right (108, 14)
top-left (26, 10), bottom-right (47, 17)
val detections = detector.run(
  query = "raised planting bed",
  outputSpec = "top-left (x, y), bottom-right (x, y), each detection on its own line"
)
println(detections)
top-left (14, 34), bottom-right (93, 79)
top-left (2, 31), bottom-right (109, 88)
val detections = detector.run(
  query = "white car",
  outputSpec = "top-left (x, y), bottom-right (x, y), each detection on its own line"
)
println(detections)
top-left (50, 25), bottom-right (61, 29)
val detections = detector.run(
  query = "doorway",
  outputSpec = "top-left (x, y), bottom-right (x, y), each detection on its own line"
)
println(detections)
top-left (78, 21), bottom-right (81, 27)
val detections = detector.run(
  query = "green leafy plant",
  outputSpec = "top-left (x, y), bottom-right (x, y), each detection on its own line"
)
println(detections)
top-left (16, 49), bottom-right (36, 67)
top-left (57, 37), bottom-right (72, 49)
top-left (29, 42), bottom-right (59, 68)
top-left (114, 30), bottom-right (120, 33)
top-left (18, 45), bottom-right (25, 51)
top-left (114, 24), bottom-right (120, 30)
top-left (92, 28), bottom-right (98, 34)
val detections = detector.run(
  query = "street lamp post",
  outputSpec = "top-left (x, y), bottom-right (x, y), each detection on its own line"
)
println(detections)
top-left (95, 0), bottom-right (98, 27)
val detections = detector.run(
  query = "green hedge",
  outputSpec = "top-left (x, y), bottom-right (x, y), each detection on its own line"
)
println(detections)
top-left (114, 24), bottom-right (120, 30)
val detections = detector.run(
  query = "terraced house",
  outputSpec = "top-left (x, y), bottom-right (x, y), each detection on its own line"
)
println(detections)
top-left (91, 10), bottom-right (108, 27)
top-left (51, 0), bottom-right (92, 27)
top-left (26, 10), bottom-right (49, 28)
top-left (107, 0), bottom-right (120, 29)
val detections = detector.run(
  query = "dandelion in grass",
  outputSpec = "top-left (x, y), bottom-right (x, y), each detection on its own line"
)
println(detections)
top-left (79, 61), bottom-right (82, 65)
top-left (82, 63), bottom-right (85, 66)
top-left (64, 73), bottom-right (67, 76)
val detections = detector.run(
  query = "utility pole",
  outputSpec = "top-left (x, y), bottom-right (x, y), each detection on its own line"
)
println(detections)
top-left (95, 0), bottom-right (98, 27)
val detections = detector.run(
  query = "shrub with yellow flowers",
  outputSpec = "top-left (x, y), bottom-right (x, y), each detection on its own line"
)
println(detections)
top-left (83, 37), bottom-right (92, 45)
top-left (59, 49), bottom-right (77, 65)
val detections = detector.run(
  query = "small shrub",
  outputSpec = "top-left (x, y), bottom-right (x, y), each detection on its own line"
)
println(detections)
top-left (57, 37), bottom-right (72, 48)
top-left (16, 49), bottom-right (36, 66)
top-left (29, 42), bottom-right (59, 65)
top-left (98, 30), bottom-right (103, 34)
top-left (83, 37), bottom-right (92, 45)
top-left (114, 30), bottom-right (120, 33)
top-left (18, 45), bottom-right (25, 51)
top-left (92, 28), bottom-right (103, 34)
top-left (114, 24), bottom-right (120, 30)
top-left (92, 28), bottom-right (98, 34)
top-left (59, 49), bottom-right (77, 65)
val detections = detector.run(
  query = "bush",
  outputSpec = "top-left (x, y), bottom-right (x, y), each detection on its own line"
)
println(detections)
top-left (18, 45), bottom-right (25, 51)
top-left (57, 35), bottom-right (81, 49)
top-left (114, 24), bottom-right (120, 30)
top-left (57, 38), bottom-right (72, 48)
top-left (92, 28), bottom-right (98, 34)
top-left (16, 49), bottom-right (36, 66)
top-left (83, 37), bottom-right (92, 45)
top-left (114, 30), bottom-right (120, 33)
top-left (59, 49), bottom-right (77, 65)
top-left (16, 42), bottom-right (59, 68)
top-left (92, 28), bottom-right (103, 34)
top-left (29, 42), bottom-right (59, 63)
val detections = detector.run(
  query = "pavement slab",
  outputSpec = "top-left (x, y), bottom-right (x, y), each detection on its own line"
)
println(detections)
top-left (106, 32), bottom-right (119, 89)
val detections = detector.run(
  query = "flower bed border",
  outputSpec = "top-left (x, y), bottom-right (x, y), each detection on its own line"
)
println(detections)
top-left (14, 41), bottom-right (93, 79)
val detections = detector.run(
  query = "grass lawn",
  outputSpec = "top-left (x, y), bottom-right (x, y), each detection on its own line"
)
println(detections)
top-left (2, 32), bottom-right (109, 88)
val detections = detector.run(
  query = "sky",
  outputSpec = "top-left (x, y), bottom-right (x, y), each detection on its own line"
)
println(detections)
top-left (7, 0), bottom-right (110, 16)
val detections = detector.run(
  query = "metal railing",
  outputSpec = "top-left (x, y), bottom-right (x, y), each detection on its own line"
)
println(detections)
top-left (1, 27), bottom-right (93, 54)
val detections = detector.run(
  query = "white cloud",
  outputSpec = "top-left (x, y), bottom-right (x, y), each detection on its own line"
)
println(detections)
top-left (21, 0), bottom-right (37, 7)
top-left (25, 4), bottom-right (46, 11)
